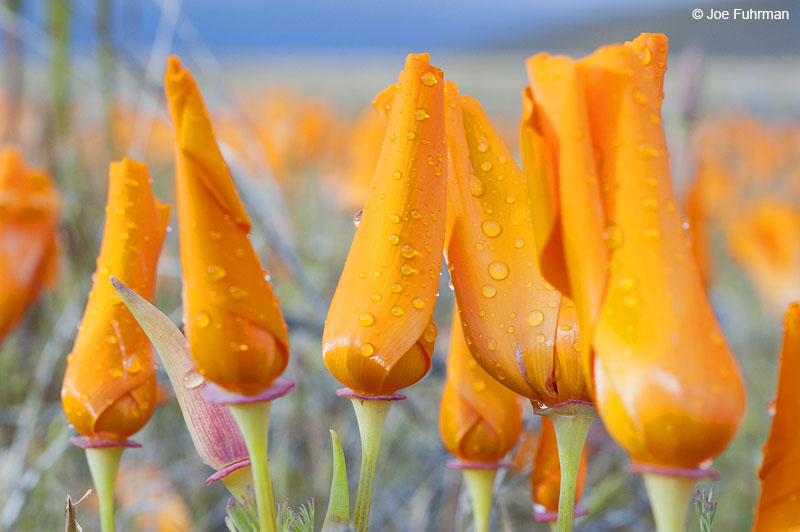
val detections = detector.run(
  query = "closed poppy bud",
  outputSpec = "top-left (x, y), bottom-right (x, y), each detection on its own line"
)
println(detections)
top-left (753, 303), bottom-right (800, 531)
top-left (164, 56), bottom-right (290, 396)
top-left (322, 53), bottom-right (445, 396)
top-left (444, 80), bottom-right (591, 407)
top-left (0, 146), bottom-right (60, 341)
top-left (531, 417), bottom-right (588, 515)
top-left (440, 303), bottom-right (522, 463)
top-left (61, 158), bottom-right (170, 442)
top-left (524, 33), bottom-right (746, 470)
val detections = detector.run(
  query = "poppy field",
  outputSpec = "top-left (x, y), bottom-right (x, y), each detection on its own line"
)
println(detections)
top-left (0, 3), bottom-right (799, 532)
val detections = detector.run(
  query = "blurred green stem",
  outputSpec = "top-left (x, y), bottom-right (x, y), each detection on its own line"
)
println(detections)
top-left (462, 469), bottom-right (496, 532)
top-left (349, 398), bottom-right (392, 532)
top-left (84, 446), bottom-right (123, 532)
top-left (540, 403), bottom-right (597, 532)
top-left (229, 402), bottom-right (277, 532)
top-left (96, 0), bottom-right (116, 157)
top-left (3, 0), bottom-right (23, 140)
top-left (642, 473), bottom-right (696, 532)
top-left (49, 0), bottom-right (71, 140)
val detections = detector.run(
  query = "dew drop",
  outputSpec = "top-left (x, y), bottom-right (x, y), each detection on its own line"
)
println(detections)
top-left (482, 285), bottom-right (497, 298)
top-left (401, 245), bottom-right (416, 259)
top-left (481, 220), bottom-right (502, 238)
top-left (470, 176), bottom-right (486, 197)
top-left (488, 261), bottom-right (509, 280)
top-left (388, 234), bottom-right (400, 245)
top-left (389, 214), bottom-right (400, 224)
top-left (473, 380), bottom-right (487, 392)
top-left (400, 263), bottom-right (413, 275)
top-left (535, 333), bottom-right (546, 344)
top-left (353, 209), bottom-right (363, 227)
top-left (391, 306), bottom-right (404, 317)
top-left (207, 264), bottom-right (226, 281)
top-left (477, 138), bottom-right (489, 153)
top-left (370, 293), bottom-right (381, 302)
top-left (195, 312), bottom-right (211, 329)
top-left (183, 369), bottom-right (204, 389)
top-left (406, 131), bottom-right (416, 140)
top-left (640, 46), bottom-right (652, 66)
top-left (487, 338), bottom-right (497, 351)
top-left (528, 310), bottom-right (544, 327)
top-left (514, 239), bottom-right (524, 249)
top-left (412, 297), bottom-right (425, 309)
top-left (410, 209), bottom-right (421, 219)
top-left (480, 161), bottom-right (493, 172)
top-left (360, 313), bottom-right (375, 327)
top-left (361, 343), bottom-right (375, 357)
top-left (391, 283), bottom-right (403, 293)
top-left (424, 322), bottom-right (438, 342)
top-left (602, 223), bottom-right (624, 251)
top-left (420, 72), bottom-right (437, 86)
top-left (414, 108), bottom-right (429, 121)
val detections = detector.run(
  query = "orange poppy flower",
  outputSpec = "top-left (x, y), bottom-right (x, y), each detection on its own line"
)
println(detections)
top-left (753, 303), bottom-right (800, 531)
top-left (440, 303), bottom-right (522, 464)
top-left (61, 158), bottom-right (170, 442)
top-left (523, 33), bottom-right (746, 470)
top-left (444, 80), bottom-right (591, 407)
top-left (322, 53), bottom-right (445, 396)
top-left (531, 416), bottom-right (588, 516)
top-left (0, 146), bottom-right (60, 342)
top-left (164, 56), bottom-right (290, 396)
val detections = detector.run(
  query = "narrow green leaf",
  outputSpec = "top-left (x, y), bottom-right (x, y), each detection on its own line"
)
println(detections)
top-left (322, 429), bottom-right (351, 532)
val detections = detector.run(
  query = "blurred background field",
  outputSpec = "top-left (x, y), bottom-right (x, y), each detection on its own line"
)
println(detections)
top-left (0, 0), bottom-right (799, 530)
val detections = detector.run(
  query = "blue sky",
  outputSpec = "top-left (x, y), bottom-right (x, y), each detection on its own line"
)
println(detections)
top-left (10, 0), bottom-right (736, 54)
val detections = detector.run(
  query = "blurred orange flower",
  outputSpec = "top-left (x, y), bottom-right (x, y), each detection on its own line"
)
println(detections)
top-left (753, 303), bottom-right (800, 531)
top-left (61, 158), bottom-right (170, 442)
top-left (440, 304), bottom-right (522, 464)
top-left (336, 102), bottom-right (385, 211)
top-left (531, 417), bottom-right (588, 516)
top-left (322, 53), bottom-right (445, 396)
top-left (0, 146), bottom-right (60, 342)
top-left (444, 80), bottom-right (591, 408)
top-left (164, 56), bottom-right (290, 397)
top-left (116, 465), bottom-right (194, 532)
top-left (687, 116), bottom-right (800, 312)
top-left (523, 33), bottom-right (746, 470)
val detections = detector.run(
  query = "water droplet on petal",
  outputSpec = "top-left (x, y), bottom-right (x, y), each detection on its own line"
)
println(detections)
top-left (361, 343), bottom-right (375, 357)
top-left (388, 234), bottom-right (400, 245)
top-left (392, 170), bottom-right (402, 181)
top-left (420, 72), bottom-right (437, 86)
top-left (401, 245), bottom-right (416, 259)
top-left (481, 220), bottom-right (502, 238)
top-left (528, 310), bottom-right (544, 327)
top-left (480, 161), bottom-right (492, 172)
top-left (360, 313), bottom-right (375, 327)
top-left (195, 312), bottom-right (211, 328)
top-left (412, 297), bottom-right (424, 309)
top-left (353, 209), bottom-right (363, 227)
top-left (535, 333), bottom-right (546, 344)
top-left (602, 223), bottom-right (624, 251)
top-left (207, 264), bottom-right (226, 281)
top-left (488, 261), bottom-right (509, 280)
top-left (414, 108), bottom-right (429, 121)
top-left (391, 283), bottom-right (403, 293)
top-left (482, 285), bottom-right (497, 298)
top-left (391, 306), bottom-right (404, 317)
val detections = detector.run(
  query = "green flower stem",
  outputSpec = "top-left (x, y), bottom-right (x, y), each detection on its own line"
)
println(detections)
top-left (642, 473), bottom-right (696, 532)
top-left (229, 402), bottom-right (277, 532)
top-left (462, 468), bottom-right (496, 532)
top-left (84, 446), bottom-right (123, 532)
top-left (349, 398), bottom-right (392, 532)
top-left (221, 464), bottom-right (254, 501)
top-left (538, 402), bottom-right (597, 532)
